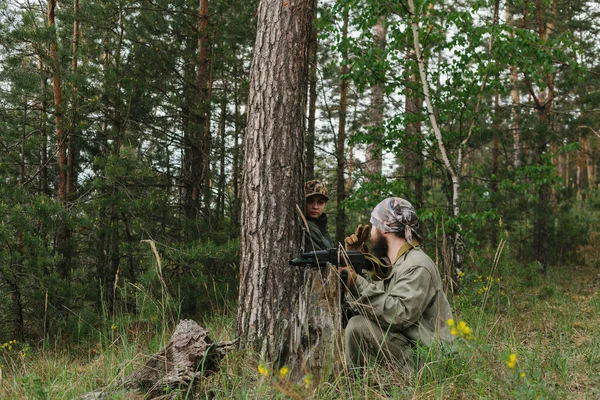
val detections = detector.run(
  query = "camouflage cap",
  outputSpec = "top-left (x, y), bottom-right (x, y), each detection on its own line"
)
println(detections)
top-left (305, 180), bottom-right (329, 200)
top-left (370, 197), bottom-right (420, 244)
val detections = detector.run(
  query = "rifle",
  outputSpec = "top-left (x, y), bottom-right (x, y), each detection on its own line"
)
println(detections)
top-left (289, 248), bottom-right (376, 277)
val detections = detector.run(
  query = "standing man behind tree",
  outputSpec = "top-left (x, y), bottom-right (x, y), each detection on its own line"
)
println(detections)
top-left (339, 197), bottom-right (454, 373)
top-left (304, 180), bottom-right (334, 251)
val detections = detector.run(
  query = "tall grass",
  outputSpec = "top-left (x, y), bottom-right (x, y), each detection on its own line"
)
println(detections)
top-left (1, 245), bottom-right (599, 399)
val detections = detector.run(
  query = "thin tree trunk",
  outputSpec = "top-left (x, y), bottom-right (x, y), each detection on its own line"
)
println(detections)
top-left (67, 0), bottom-right (80, 201)
top-left (507, 7), bottom-right (522, 168)
top-left (48, 0), bottom-right (72, 279)
top-left (182, 0), bottom-right (210, 224)
top-left (38, 56), bottom-right (49, 195)
top-left (527, 0), bottom-right (556, 270)
top-left (582, 135), bottom-right (594, 189)
top-left (216, 89), bottom-right (227, 220)
top-left (203, 23), bottom-right (216, 222)
top-left (232, 53), bottom-right (241, 226)
top-left (405, 48), bottom-right (423, 208)
top-left (305, 0), bottom-right (318, 181)
top-left (48, 0), bottom-right (67, 205)
top-left (10, 99), bottom-right (28, 340)
top-left (336, 10), bottom-right (349, 244)
top-left (491, 87), bottom-right (500, 247)
top-left (365, 16), bottom-right (386, 177)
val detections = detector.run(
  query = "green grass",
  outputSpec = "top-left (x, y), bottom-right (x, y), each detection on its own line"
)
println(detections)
top-left (2, 252), bottom-right (599, 399)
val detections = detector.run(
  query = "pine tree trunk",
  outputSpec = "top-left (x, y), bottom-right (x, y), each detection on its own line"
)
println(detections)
top-left (232, 56), bottom-right (241, 226)
top-left (237, 0), bottom-right (342, 384)
top-left (365, 16), bottom-right (386, 177)
top-left (67, 0), bottom-right (80, 201)
top-left (48, 0), bottom-right (73, 279)
top-left (182, 0), bottom-right (211, 224)
top-left (305, 0), bottom-right (318, 182)
top-left (335, 10), bottom-right (349, 245)
top-left (38, 56), bottom-right (49, 195)
top-left (48, 0), bottom-right (67, 205)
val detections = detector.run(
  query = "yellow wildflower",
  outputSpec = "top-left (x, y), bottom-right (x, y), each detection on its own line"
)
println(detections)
top-left (279, 366), bottom-right (289, 378)
top-left (450, 327), bottom-right (459, 336)
top-left (447, 318), bottom-right (455, 327)
top-left (520, 373), bottom-right (525, 378)
top-left (304, 374), bottom-right (312, 389)
top-left (258, 364), bottom-right (269, 376)
top-left (111, 324), bottom-right (117, 330)
top-left (506, 353), bottom-right (517, 369)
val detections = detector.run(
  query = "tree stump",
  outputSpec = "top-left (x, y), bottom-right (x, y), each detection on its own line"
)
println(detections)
top-left (80, 320), bottom-right (236, 399)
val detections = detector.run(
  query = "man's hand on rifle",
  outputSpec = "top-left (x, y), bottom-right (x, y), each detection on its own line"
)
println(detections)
top-left (344, 224), bottom-right (370, 253)
top-left (338, 265), bottom-right (357, 289)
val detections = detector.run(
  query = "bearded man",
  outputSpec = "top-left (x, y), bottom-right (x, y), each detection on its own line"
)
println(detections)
top-left (340, 197), bottom-right (454, 372)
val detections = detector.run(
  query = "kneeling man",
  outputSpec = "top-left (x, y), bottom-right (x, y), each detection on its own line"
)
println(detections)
top-left (340, 198), bottom-right (454, 372)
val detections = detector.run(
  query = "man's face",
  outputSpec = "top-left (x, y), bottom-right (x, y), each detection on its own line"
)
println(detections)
top-left (370, 226), bottom-right (389, 259)
top-left (305, 195), bottom-right (327, 219)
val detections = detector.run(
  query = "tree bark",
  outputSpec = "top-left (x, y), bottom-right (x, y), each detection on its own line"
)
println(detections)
top-left (305, 0), bottom-right (318, 182)
top-left (182, 0), bottom-right (211, 224)
top-left (38, 56), bottom-right (49, 195)
top-left (507, 7), bottom-right (522, 168)
top-left (67, 0), bottom-right (80, 201)
top-left (232, 53), bottom-right (242, 226)
top-left (336, 10), bottom-right (349, 245)
top-left (216, 88), bottom-right (227, 220)
top-left (365, 16), bottom-right (386, 178)
top-left (527, 0), bottom-right (556, 270)
top-left (48, 0), bottom-right (67, 205)
top-left (237, 0), bottom-right (342, 384)
top-left (404, 48), bottom-right (423, 208)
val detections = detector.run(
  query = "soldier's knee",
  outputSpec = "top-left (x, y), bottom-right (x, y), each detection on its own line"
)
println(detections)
top-left (345, 315), bottom-right (372, 340)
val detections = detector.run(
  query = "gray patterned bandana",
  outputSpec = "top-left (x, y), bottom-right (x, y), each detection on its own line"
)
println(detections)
top-left (370, 197), bottom-right (419, 244)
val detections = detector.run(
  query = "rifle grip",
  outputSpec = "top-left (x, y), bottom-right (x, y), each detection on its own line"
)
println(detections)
top-left (340, 269), bottom-right (348, 286)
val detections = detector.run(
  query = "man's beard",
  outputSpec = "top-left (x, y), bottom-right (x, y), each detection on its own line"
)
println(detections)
top-left (370, 234), bottom-right (389, 259)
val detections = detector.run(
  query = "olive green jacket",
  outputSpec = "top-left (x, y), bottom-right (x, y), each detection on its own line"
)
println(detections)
top-left (304, 214), bottom-right (334, 251)
top-left (347, 246), bottom-right (454, 346)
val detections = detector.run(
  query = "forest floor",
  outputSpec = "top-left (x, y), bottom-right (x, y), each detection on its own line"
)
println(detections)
top-left (1, 241), bottom-right (600, 399)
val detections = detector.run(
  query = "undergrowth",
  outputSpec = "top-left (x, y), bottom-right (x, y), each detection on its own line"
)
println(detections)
top-left (1, 245), bottom-right (599, 399)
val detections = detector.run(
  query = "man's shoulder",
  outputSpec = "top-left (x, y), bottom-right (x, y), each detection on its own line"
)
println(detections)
top-left (397, 247), bottom-right (437, 271)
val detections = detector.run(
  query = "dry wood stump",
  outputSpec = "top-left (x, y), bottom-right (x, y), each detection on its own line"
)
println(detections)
top-left (80, 319), bottom-right (236, 399)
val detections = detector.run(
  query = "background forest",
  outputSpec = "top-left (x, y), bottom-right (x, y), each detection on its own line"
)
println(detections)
top-left (1, 0), bottom-right (600, 398)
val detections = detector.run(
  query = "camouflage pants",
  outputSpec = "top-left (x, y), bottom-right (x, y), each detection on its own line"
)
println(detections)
top-left (344, 315), bottom-right (414, 374)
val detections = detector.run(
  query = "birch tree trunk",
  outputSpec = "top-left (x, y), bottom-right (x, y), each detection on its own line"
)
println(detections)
top-left (407, 0), bottom-right (498, 280)
top-left (238, 0), bottom-right (342, 384)
top-left (404, 48), bottom-right (423, 208)
top-left (507, 7), bottom-right (522, 168)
